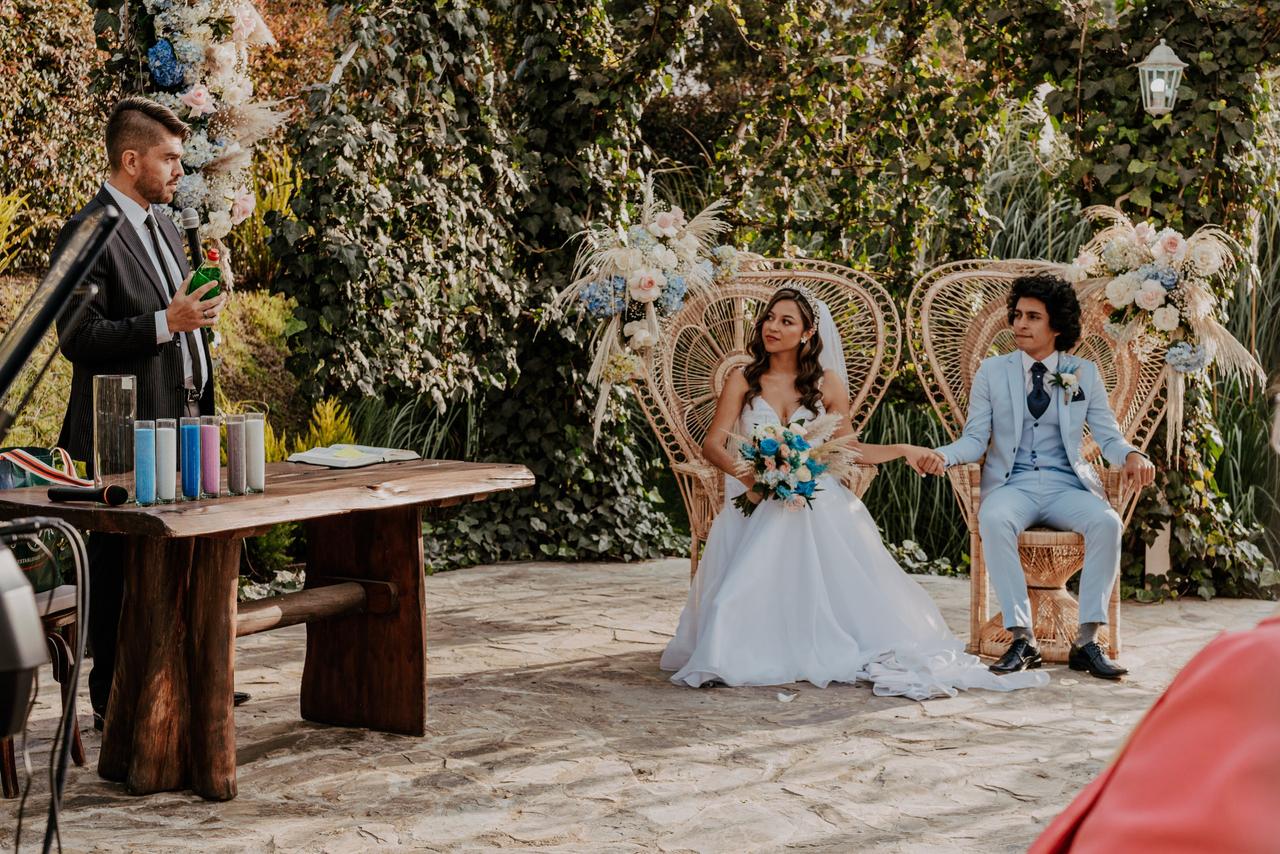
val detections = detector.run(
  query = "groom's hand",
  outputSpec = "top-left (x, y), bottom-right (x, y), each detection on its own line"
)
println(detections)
top-left (1122, 451), bottom-right (1156, 494)
top-left (905, 446), bottom-right (947, 477)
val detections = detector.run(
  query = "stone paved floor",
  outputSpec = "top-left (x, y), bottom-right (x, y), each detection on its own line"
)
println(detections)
top-left (2, 559), bottom-right (1273, 853)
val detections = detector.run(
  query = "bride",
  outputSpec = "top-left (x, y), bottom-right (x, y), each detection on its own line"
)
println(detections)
top-left (660, 284), bottom-right (1049, 699)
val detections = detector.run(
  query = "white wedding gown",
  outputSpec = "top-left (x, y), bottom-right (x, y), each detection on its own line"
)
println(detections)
top-left (661, 397), bottom-right (1049, 700)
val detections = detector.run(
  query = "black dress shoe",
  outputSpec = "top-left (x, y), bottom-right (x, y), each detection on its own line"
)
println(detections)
top-left (989, 638), bottom-right (1043, 674)
top-left (233, 691), bottom-right (251, 706)
top-left (92, 710), bottom-right (105, 732)
top-left (1069, 642), bottom-right (1128, 680)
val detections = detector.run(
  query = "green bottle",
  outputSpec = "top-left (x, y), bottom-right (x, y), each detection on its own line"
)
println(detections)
top-left (187, 248), bottom-right (222, 298)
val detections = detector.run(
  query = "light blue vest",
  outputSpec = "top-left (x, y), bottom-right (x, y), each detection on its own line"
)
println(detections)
top-left (1011, 386), bottom-right (1080, 482)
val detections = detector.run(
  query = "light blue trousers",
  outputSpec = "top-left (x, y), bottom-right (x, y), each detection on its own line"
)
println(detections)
top-left (977, 469), bottom-right (1123, 628)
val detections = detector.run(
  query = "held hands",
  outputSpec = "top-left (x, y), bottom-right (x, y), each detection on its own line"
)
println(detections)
top-left (903, 446), bottom-right (947, 477)
top-left (165, 274), bottom-right (227, 334)
top-left (1122, 451), bottom-right (1156, 495)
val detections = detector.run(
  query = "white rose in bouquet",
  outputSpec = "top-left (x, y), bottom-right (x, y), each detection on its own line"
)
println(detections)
top-left (623, 320), bottom-right (656, 348)
top-left (1152, 305), bottom-right (1181, 332)
top-left (1134, 281), bottom-right (1167, 311)
top-left (648, 244), bottom-right (678, 272)
top-left (1105, 273), bottom-right (1142, 307)
top-left (1187, 241), bottom-right (1224, 277)
top-left (614, 247), bottom-right (645, 276)
top-left (1133, 221), bottom-right (1158, 246)
top-left (646, 210), bottom-right (681, 239)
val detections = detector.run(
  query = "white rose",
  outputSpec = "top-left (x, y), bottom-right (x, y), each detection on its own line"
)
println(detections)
top-left (1152, 305), bottom-right (1181, 332)
top-left (1073, 250), bottom-right (1099, 272)
top-left (205, 210), bottom-right (233, 240)
top-left (1133, 222), bottom-right (1158, 246)
top-left (1134, 281), bottom-right (1167, 311)
top-left (788, 422), bottom-right (808, 437)
top-left (648, 244), bottom-right (678, 271)
top-left (1105, 273), bottom-right (1140, 307)
top-left (1186, 242), bottom-right (1223, 277)
top-left (795, 465), bottom-right (813, 482)
top-left (613, 247), bottom-right (645, 276)
top-left (1063, 263), bottom-right (1088, 284)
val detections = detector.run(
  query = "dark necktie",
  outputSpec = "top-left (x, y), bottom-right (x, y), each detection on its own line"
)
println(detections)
top-left (1028, 361), bottom-right (1050, 418)
top-left (144, 213), bottom-right (204, 394)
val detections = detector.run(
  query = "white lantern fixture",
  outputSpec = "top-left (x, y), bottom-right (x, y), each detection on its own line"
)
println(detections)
top-left (1137, 38), bottom-right (1187, 116)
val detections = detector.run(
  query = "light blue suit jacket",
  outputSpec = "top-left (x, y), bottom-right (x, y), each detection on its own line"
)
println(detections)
top-left (934, 352), bottom-right (1139, 499)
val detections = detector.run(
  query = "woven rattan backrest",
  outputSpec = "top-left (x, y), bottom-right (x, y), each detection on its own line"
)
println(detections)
top-left (637, 258), bottom-right (901, 469)
top-left (907, 259), bottom-right (1167, 452)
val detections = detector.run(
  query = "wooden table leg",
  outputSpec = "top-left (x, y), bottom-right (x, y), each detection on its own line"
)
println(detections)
top-left (99, 535), bottom-right (240, 800)
top-left (301, 506), bottom-right (427, 736)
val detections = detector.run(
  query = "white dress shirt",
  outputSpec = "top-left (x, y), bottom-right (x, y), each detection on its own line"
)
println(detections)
top-left (1020, 349), bottom-right (1060, 394)
top-left (102, 181), bottom-right (207, 391)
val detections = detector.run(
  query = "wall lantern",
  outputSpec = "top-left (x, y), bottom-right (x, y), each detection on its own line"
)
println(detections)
top-left (1137, 38), bottom-right (1187, 116)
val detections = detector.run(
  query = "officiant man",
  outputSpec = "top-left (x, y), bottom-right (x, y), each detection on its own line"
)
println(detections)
top-left (52, 96), bottom-right (230, 728)
top-left (919, 274), bottom-right (1155, 680)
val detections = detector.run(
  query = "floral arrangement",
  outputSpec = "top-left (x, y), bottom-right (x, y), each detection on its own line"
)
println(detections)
top-left (1048, 361), bottom-right (1082, 403)
top-left (1064, 206), bottom-right (1264, 455)
top-left (733, 414), bottom-right (861, 516)
top-left (558, 178), bottom-right (744, 438)
top-left (137, 0), bottom-right (289, 272)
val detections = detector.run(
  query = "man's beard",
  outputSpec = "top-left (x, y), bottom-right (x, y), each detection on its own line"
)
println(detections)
top-left (138, 172), bottom-right (175, 205)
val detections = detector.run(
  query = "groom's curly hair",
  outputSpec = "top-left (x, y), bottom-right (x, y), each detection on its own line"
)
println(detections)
top-left (1007, 274), bottom-right (1083, 351)
top-left (743, 288), bottom-right (826, 414)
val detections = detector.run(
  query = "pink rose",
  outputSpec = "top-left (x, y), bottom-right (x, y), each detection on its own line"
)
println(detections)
top-left (230, 189), bottom-right (255, 225)
top-left (764, 457), bottom-right (776, 470)
top-left (786, 495), bottom-right (806, 512)
top-left (1134, 281), bottom-right (1167, 311)
top-left (1153, 228), bottom-right (1187, 265)
top-left (670, 206), bottom-right (687, 228)
top-left (627, 267), bottom-right (664, 303)
top-left (779, 463), bottom-right (790, 475)
top-left (180, 85), bottom-right (216, 117)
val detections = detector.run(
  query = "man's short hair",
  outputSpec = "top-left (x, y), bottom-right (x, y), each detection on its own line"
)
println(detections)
top-left (1006, 273), bottom-right (1083, 352)
top-left (105, 96), bottom-right (190, 170)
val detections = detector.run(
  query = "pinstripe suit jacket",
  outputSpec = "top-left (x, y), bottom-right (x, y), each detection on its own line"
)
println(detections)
top-left (54, 186), bottom-right (215, 467)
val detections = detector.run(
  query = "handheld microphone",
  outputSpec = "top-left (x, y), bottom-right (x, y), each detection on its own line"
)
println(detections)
top-left (181, 207), bottom-right (202, 268)
top-left (47, 485), bottom-right (129, 506)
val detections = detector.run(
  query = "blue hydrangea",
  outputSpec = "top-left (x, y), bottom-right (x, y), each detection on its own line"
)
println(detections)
top-left (173, 39), bottom-right (205, 66)
top-left (1165, 342), bottom-right (1208, 373)
top-left (147, 40), bottom-right (186, 89)
top-left (1136, 263), bottom-right (1156, 280)
top-left (1157, 267), bottom-right (1179, 290)
top-left (578, 275), bottom-right (626, 318)
top-left (627, 225), bottom-right (656, 249)
top-left (796, 480), bottom-right (817, 498)
top-left (789, 435), bottom-right (810, 452)
top-left (661, 275), bottom-right (687, 313)
top-left (808, 460), bottom-right (828, 477)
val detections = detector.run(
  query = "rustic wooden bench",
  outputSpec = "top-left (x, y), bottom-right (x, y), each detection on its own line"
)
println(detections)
top-left (0, 459), bottom-right (534, 800)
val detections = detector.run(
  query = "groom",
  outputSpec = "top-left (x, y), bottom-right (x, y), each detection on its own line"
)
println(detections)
top-left (917, 274), bottom-right (1155, 679)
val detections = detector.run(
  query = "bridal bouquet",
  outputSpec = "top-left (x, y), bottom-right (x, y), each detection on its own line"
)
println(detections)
top-left (1064, 206), bottom-right (1264, 456)
top-left (733, 414), bottom-right (861, 516)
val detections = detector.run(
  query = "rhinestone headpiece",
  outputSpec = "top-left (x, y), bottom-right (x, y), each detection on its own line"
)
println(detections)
top-left (775, 282), bottom-right (821, 313)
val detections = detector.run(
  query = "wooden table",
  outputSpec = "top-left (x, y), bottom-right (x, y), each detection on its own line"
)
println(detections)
top-left (0, 459), bottom-right (534, 800)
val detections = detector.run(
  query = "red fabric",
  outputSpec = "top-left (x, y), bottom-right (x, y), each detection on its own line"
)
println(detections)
top-left (1030, 616), bottom-right (1280, 854)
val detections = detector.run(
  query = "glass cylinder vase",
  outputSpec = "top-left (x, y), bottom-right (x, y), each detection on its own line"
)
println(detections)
top-left (93, 374), bottom-right (136, 493)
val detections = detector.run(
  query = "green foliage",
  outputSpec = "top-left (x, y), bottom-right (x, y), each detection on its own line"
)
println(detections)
top-left (269, 3), bottom-right (524, 409)
top-left (859, 401), bottom-right (967, 565)
top-left (215, 289), bottom-right (308, 431)
top-left (0, 0), bottom-right (103, 269)
top-left (229, 146), bottom-right (300, 292)
top-left (0, 194), bottom-right (34, 276)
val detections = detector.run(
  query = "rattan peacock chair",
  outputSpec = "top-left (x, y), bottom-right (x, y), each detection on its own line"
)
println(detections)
top-left (634, 257), bottom-right (901, 577)
top-left (908, 259), bottom-right (1169, 662)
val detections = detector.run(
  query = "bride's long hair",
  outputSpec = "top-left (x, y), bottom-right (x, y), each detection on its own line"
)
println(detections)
top-left (743, 288), bottom-right (825, 413)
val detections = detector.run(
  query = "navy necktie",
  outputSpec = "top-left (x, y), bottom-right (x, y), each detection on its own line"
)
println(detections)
top-left (144, 213), bottom-right (204, 394)
top-left (1028, 361), bottom-right (1050, 418)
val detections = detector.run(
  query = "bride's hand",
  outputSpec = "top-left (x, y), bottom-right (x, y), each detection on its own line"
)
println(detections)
top-left (904, 446), bottom-right (947, 477)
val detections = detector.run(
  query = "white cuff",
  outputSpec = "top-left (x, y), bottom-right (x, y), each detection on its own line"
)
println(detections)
top-left (155, 309), bottom-right (172, 345)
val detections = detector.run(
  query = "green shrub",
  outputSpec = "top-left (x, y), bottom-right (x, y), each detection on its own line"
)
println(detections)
top-left (0, 0), bottom-right (102, 271)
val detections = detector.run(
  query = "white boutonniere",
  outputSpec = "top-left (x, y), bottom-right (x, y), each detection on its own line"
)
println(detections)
top-left (1049, 362), bottom-right (1082, 403)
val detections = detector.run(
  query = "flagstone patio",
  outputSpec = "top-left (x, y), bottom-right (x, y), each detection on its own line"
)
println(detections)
top-left (3, 559), bottom-right (1273, 853)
